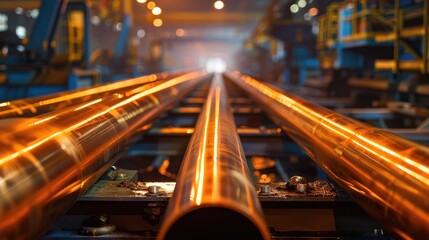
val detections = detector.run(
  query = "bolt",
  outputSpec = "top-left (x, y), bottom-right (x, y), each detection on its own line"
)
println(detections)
top-left (258, 185), bottom-right (271, 196)
top-left (373, 228), bottom-right (384, 236)
top-left (286, 176), bottom-right (308, 190)
top-left (148, 185), bottom-right (160, 194)
top-left (260, 185), bottom-right (270, 193)
top-left (104, 166), bottom-right (117, 181)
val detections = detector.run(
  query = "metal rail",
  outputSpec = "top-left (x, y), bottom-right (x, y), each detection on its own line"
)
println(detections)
top-left (0, 71), bottom-right (209, 239)
top-left (225, 71), bottom-right (429, 239)
top-left (159, 74), bottom-right (269, 240)
top-left (0, 70), bottom-right (186, 119)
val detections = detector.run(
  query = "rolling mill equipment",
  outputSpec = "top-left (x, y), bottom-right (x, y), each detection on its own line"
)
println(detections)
top-left (0, 70), bottom-right (428, 239)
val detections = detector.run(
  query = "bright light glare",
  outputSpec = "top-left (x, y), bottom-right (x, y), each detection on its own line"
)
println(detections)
top-left (304, 13), bottom-right (311, 21)
top-left (176, 28), bottom-right (185, 37)
top-left (152, 7), bottom-right (162, 15)
top-left (16, 45), bottom-right (25, 52)
top-left (0, 14), bottom-right (7, 32)
top-left (309, 7), bottom-right (318, 16)
top-left (30, 9), bottom-right (39, 19)
top-left (290, 4), bottom-right (299, 13)
top-left (136, 0), bottom-right (147, 3)
top-left (16, 25), bottom-right (26, 39)
top-left (206, 58), bottom-right (226, 73)
top-left (147, 1), bottom-right (156, 10)
top-left (137, 29), bottom-right (146, 38)
top-left (214, 1), bottom-right (224, 10)
top-left (15, 7), bottom-right (23, 15)
top-left (115, 23), bottom-right (122, 31)
top-left (91, 16), bottom-right (100, 25)
top-left (153, 18), bottom-right (163, 27)
top-left (298, 0), bottom-right (307, 8)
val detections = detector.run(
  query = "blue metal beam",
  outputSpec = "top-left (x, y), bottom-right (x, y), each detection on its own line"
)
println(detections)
top-left (26, 0), bottom-right (68, 60)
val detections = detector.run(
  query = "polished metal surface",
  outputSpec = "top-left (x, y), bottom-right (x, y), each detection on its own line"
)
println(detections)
top-left (0, 71), bottom-right (185, 119)
top-left (0, 71), bottom-right (208, 239)
top-left (226, 71), bottom-right (429, 239)
top-left (159, 74), bottom-right (269, 240)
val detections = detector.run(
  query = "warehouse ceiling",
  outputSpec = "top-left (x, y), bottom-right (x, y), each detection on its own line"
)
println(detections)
top-left (134, 0), bottom-right (268, 26)
top-left (0, 0), bottom-right (271, 40)
top-left (131, 0), bottom-right (270, 40)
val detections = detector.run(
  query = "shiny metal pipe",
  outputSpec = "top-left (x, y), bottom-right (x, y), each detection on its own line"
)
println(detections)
top-left (225, 71), bottom-right (429, 239)
top-left (0, 71), bottom-right (209, 239)
top-left (0, 70), bottom-right (186, 119)
top-left (159, 74), bottom-right (269, 240)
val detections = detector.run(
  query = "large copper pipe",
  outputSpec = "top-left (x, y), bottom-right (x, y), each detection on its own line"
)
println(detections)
top-left (159, 74), bottom-right (269, 240)
top-left (0, 70), bottom-right (186, 119)
top-left (225, 71), bottom-right (429, 239)
top-left (0, 71), bottom-right (209, 239)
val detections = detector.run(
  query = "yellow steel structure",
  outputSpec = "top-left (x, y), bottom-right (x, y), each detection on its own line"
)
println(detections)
top-left (341, 0), bottom-right (394, 43)
top-left (317, 3), bottom-right (341, 69)
top-left (375, 0), bottom-right (429, 73)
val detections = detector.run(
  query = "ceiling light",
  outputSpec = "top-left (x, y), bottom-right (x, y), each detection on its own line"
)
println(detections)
top-left (30, 9), bottom-right (39, 19)
top-left (16, 25), bottom-right (26, 39)
top-left (147, 1), bottom-right (156, 10)
top-left (136, 0), bottom-right (147, 3)
top-left (304, 13), bottom-right (311, 21)
top-left (15, 7), bottom-right (23, 15)
top-left (152, 7), bottom-right (162, 15)
top-left (137, 29), bottom-right (146, 38)
top-left (153, 18), bottom-right (163, 27)
top-left (309, 8), bottom-right (318, 16)
top-left (115, 23), bottom-right (123, 31)
top-left (91, 16), bottom-right (101, 25)
top-left (176, 28), bottom-right (185, 37)
top-left (298, 0), bottom-right (307, 8)
top-left (214, 1), bottom-right (224, 10)
top-left (290, 4), bottom-right (299, 13)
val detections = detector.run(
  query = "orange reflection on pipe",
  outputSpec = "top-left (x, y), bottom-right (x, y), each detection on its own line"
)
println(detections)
top-left (0, 71), bottom-right (190, 119)
top-left (74, 98), bottom-right (103, 111)
top-left (193, 76), bottom-right (215, 205)
top-left (226, 71), bottom-right (429, 239)
top-left (0, 102), bottom-right (10, 107)
top-left (49, 73), bottom-right (203, 150)
top-left (159, 74), bottom-right (269, 240)
top-left (212, 87), bottom-right (221, 200)
top-left (0, 70), bottom-right (208, 239)
top-left (31, 115), bottom-right (58, 125)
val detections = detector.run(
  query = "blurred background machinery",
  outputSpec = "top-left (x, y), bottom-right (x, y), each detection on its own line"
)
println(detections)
top-left (0, 0), bottom-right (429, 239)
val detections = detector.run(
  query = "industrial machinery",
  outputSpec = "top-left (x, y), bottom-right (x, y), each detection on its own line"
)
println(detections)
top-left (242, 0), bottom-right (331, 85)
top-left (0, 0), bottom-right (97, 102)
top-left (0, 69), bottom-right (428, 239)
top-left (315, 0), bottom-right (429, 127)
top-left (244, 0), bottom-right (429, 150)
top-left (1, 0), bottom-right (429, 239)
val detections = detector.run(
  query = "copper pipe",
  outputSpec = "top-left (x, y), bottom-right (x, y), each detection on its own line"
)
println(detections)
top-left (225, 71), bottom-right (429, 239)
top-left (159, 74), bottom-right (269, 240)
top-left (0, 70), bottom-right (187, 119)
top-left (0, 71), bottom-right (209, 239)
